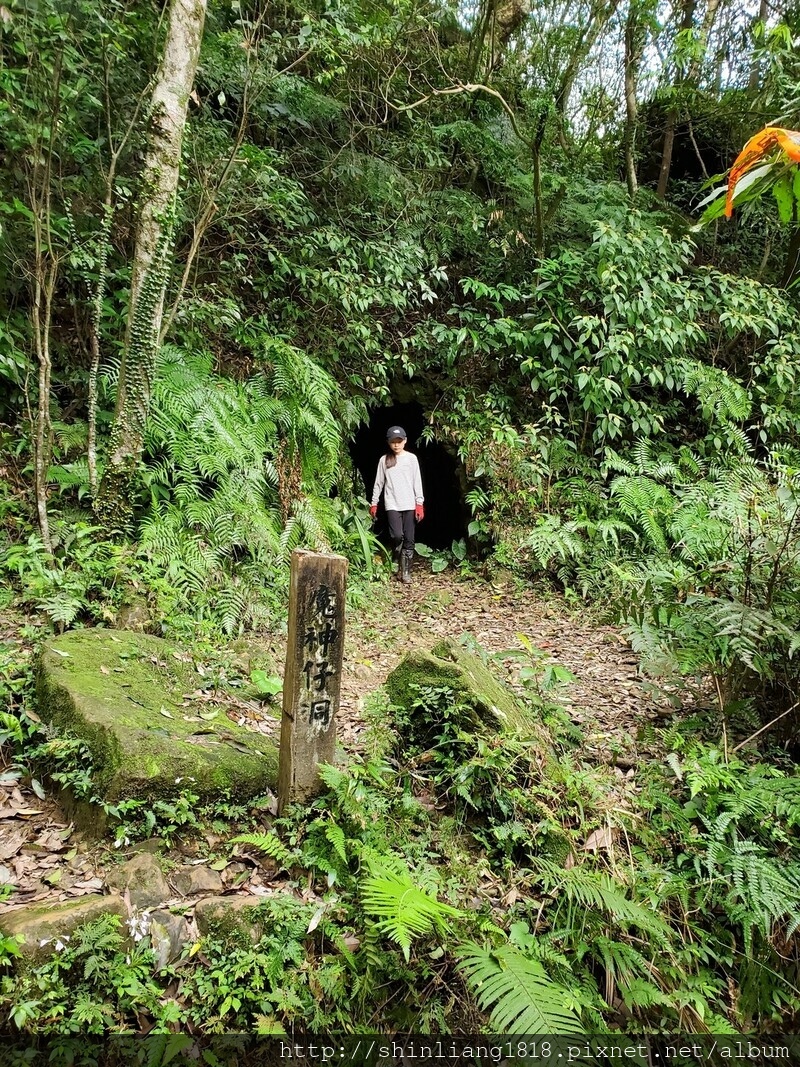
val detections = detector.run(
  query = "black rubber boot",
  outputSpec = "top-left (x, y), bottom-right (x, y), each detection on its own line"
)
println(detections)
top-left (392, 543), bottom-right (403, 580)
top-left (401, 549), bottom-right (413, 584)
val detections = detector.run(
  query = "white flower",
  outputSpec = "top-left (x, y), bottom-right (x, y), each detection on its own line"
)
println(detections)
top-left (126, 910), bottom-right (152, 943)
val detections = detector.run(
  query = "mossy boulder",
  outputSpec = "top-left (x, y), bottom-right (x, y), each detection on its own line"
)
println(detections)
top-left (104, 852), bottom-right (170, 909)
top-left (385, 638), bottom-right (541, 738)
top-left (36, 630), bottom-right (279, 806)
top-left (194, 895), bottom-right (263, 942)
top-left (0, 893), bottom-right (127, 957)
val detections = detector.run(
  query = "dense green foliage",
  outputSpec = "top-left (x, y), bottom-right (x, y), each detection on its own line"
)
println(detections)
top-left (3, 685), bottom-right (800, 1035)
top-left (2, 0), bottom-right (800, 1039)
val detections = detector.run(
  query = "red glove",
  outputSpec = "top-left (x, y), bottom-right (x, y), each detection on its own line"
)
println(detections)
top-left (369, 505), bottom-right (378, 519)
top-left (415, 505), bottom-right (424, 522)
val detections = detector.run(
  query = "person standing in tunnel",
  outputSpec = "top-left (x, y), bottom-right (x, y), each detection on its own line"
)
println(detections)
top-left (369, 426), bottom-right (424, 584)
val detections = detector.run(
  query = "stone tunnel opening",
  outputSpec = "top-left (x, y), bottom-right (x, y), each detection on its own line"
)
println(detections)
top-left (349, 401), bottom-right (469, 551)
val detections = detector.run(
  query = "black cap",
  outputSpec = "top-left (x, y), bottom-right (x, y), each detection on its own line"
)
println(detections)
top-left (386, 426), bottom-right (407, 441)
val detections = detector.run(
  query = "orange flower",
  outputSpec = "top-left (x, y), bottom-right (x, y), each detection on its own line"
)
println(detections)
top-left (725, 127), bottom-right (800, 216)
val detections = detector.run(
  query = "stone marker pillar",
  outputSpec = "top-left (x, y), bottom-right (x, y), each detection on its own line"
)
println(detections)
top-left (278, 549), bottom-right (348, 813)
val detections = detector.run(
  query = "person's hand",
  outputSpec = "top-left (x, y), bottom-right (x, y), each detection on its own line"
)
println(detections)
top-left (369, 505), bottom-right (378, 519)
top-left (415, 504), bottom-right (424, 522)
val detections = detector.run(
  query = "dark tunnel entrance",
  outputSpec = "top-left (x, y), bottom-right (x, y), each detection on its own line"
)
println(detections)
top-left (349, 401), bottom-right (469, 551)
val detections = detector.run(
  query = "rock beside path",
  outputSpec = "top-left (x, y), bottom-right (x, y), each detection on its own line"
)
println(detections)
top-left (0, 893), bottom-right (127, 956)
top-left (194, 895), bottom-right (262, 941)
top-left (36, 630), bottom-right (279, 808)
top-left (385, 637), bottom-right (542, 738)
top-left (105, 852), bottom-right (170, 909)
top-left (172, 865), bottom-right (224, 897)
top-left (149, 909), bottom-right (190, 970)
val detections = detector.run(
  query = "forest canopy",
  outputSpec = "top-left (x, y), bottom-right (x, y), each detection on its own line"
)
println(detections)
top-left (3, 0), bottom-right (800, 657)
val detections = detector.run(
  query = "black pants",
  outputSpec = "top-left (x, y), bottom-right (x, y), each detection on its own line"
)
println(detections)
top-left (387, 510), bottom-right (415, 554)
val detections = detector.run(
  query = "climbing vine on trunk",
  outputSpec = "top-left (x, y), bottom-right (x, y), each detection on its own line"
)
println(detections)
top-left (97, 0), bottom-right (207, 528)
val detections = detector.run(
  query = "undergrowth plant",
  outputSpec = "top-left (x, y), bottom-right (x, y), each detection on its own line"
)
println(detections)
top-left (389, 675), bottom-right (800, 1031)
top-left (1, 915), bottom-right (170, 1033)
top-left (28, 334), bottom-right (385, 636)
top-left (640, 733), bottom-right (800, 1028)
top-left (0, 641), bottom-right (42, 793)
top-left (5, 704), bottom-right (800, 1034)
top-left (485, 443), bottom-right (800, 720)
top-left (0, 523), bottom-right (168, 631)
top-left (275, 754), bottom-right (586, 1033)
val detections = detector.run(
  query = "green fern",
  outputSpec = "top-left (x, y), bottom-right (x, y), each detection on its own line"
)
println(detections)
top-left (670, 357), bottom-right (752, 429)
top-left (534, 859), bottom-right (671, 940)
top-left (360, 861), bottom-right (463, 961)
top-left (524, 515), bottom-right (585, 571)
top-left (325, 822), bottom-right (348, 865)
top-left (706, 840), bottom-right (800, 950)
top-left (0, 712), bottom-right (24, 747)
top-left (230, 832), bottom-right (295, 869)
top-left (136, 335), bottom-right (353, 632)
top-left (610, 476), bottom-right (673, 554)
top-left (457, 942), bottom-right (584, 1034)
top-left (619, 977), bottom-right (671, 1012)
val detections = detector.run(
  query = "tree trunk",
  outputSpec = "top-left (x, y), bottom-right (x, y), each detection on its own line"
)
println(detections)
top-left (87, 70), bottom-right (148, 501)
top-left (748, 0), bottom-right (768, 91)
top-left (87, 201), bottom-right (113, 500)
top-left (656, 0), bottom-right (697, 200)
top-left (554, 0), bottom-right (623, 121)
top-left (26, 51), bottom-right (65, 556)
top-left (623, 4), bottom-right (642, 198)
top-left (31, 260), bottom-right (57, 555)
top-left (97, 0), bottom-right (207, 528)
top-left (656, 112), bottom-right (676, 199)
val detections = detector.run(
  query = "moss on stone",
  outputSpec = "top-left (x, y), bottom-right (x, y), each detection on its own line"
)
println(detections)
top-left (385, 637), bottom-right (541, 739)
top-left (535, 822), bottom-right (574, 865)
top-left (0, 893), bottom-right (128, 957)
top-left (194, 895), bottom-right (263, 943)
top-left (35, 630), bottom-right (279, 805)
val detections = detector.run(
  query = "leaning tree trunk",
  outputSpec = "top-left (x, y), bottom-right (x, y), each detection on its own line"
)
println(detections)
top-left (96, 0), bottom-right (206, 528)
top-left (623, 3), bottom-right (642, 199)
top-left (657, 0), bottom-right (724, 200)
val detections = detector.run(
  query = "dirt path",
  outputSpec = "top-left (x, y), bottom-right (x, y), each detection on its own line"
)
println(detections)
top-left (1, 570), bottom-right (686, 912)
top-left (338, 568), bottom-right (677, 766)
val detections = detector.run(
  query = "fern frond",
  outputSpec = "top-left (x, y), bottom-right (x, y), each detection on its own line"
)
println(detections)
top-left (669, 357), bottom-right (752, 427)
top-left (360, 862), bottom-right (462, 961)
top-left (457, 942), bottom-right (584, 1034)
top-left (524, 516), bottom-right (585, 571)
top-left (535, 860), bottom-right (670, 940)
top-left (230, 832), bottom-right (294, 869)
top-left (325, 822), bottom-right (348, 864)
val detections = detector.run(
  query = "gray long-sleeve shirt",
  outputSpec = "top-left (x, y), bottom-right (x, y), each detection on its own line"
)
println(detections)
top-left (371, 451), bottom-right (424, 511)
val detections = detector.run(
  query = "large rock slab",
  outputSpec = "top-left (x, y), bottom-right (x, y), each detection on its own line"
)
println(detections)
top-left (385, 637), bottom-right (540, 737)
top-left (36, 630), bottom-right (279, 804)
top-left (0, 893), bottom-right (127, 956)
